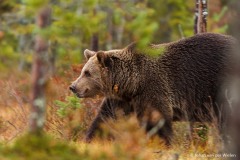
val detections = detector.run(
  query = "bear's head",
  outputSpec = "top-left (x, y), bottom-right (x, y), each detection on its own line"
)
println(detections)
top-left (69, 44), bottom-right (141, 98)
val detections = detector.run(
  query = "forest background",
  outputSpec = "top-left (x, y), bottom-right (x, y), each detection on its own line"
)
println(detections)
top-left (0, 0), bottom-right (239, 159)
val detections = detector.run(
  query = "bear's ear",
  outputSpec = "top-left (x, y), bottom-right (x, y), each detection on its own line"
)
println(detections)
top-left (97, 51), bottom-right (112, 67)
top-left (84, 49), bottom-right (96, 60)
top-left (125, 42), bottom-right (137, 52)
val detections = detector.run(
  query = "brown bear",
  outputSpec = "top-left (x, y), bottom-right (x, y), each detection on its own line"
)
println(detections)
top-left (69, 33), bottom-right (237, 145)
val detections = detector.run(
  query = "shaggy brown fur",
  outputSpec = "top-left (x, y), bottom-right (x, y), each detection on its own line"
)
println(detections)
top-left (70, 33), bottom-right (237, 145)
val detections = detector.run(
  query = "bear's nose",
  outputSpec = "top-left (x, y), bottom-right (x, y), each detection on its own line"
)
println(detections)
top-left (69, 85), bottom-right (76, 93)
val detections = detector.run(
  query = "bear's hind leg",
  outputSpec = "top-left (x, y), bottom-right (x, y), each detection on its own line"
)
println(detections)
top-left (145, 117), bottom-right (173, 146)
top-left (157, 120), bottom-right (173, 146)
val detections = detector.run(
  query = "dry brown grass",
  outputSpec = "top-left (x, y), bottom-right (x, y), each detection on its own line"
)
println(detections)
top-left (0, 68), bottom-right (226, 160)
top-left (0, 70), bottom-right (31, 142)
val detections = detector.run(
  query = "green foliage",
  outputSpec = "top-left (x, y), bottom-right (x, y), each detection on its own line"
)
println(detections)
top-left (54, 95), bottom-right (82, 117)
top-left (148, 0), bottom-right (195, 42)
top-left (0, 0), bottom-right (158, 70)
top-left (213, 6), bottom-right (228, 22)
top-left (22, 0), bottom-right (49, 8)
top-left (211, 6), bottom-right (229, 33)
top-left (0, 129), bottom-right (151, 160)
top-left (148, 45), bottom-right (166, 57)
top-left (0, 32), bottom-right (19, 70)
top-left (196, 124), bottom-right (209, 142)
top-left (135, 43), bottom-right (167, 57)
top-left (0, 0), bottom-right (231, 71)
top-left (0, 133), bottom-right (81, 160)
top-left (0, 0), bottom-right (14, 14)
top-left (127, 3), bottom-right (158, 47)
top-left (0, 1), bottom-right (232, 159)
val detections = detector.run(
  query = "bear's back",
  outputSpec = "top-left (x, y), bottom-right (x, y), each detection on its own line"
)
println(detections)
top-left (158, 33), bottom-right (236, 121)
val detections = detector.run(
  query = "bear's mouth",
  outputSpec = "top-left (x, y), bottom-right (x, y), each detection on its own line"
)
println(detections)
top-left (75, 92), bottom-right (104, 99)
top-left (75, 93), bottom-right (85, 98)
top-left (75, 92), bottom-right (94, 98)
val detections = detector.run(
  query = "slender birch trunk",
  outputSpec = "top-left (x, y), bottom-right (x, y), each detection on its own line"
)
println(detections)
top-left (29, 6), bottom-right (51, 133)
top-left (91, 7), bottom-right (99, 51)
top-left (194, 0), bottom-right (208, 34)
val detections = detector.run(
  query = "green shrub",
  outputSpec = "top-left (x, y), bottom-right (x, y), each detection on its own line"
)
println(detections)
top-left (54, 95), bottom-right (82, 118)
top-left (0, 133), bottom-right (81, 160)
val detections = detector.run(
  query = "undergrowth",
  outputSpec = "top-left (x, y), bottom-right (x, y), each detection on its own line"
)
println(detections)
top-left (0, 133), bottom-right (80, 160)
top-left (0, 68), bottom-right (225, 160)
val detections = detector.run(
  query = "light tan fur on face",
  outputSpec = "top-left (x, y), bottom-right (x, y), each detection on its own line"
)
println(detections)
top-left (81, 55), bottom-right (102, 79)
top-left (70, 48), bottom-right (130, 98)
top-left (71, 55), bottom-right (103, 98)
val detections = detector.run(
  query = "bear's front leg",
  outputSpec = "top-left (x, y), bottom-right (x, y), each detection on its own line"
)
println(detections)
top-left (84, 98), bottom-right (119, 142)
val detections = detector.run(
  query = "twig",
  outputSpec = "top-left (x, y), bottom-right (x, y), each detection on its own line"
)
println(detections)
top-left (5, 131), bottom-right (21, 144)
top-left (7, 120), bottom-right (19, 131)
top-left (178, 24), bottom-right (185, 39)
top-left (147, 119), bottom-right (165, 139)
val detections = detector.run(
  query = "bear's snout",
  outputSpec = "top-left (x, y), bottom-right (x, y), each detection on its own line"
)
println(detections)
top-left (69, 83), bottom-right (92, 98)
top-left (69, 85), bottom-right (77, 93)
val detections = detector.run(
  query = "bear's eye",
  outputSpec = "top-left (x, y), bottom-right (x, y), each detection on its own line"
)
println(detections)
top-left (84, 71), bottom-right (91, 77)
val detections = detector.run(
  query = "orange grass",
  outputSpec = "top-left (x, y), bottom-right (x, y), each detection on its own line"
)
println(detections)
top-left (0, 68), bottom-right (224, 160)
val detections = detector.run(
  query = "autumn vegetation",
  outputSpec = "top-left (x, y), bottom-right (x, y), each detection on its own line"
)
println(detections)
top-left (0, 0), bottom-right (239, 160)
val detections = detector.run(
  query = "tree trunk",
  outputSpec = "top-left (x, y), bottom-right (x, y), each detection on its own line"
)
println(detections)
top-left (106, 8), bottom-right (113, 50)
top-left (116, 17), bottom-right (125, 47)
top-left (91, 7), bottom-right (99, 51)
top-left (194, 0), bottom-right (199, 34)
top-left (18, 34), bottom-right (27, 71)
top-left (29, 6), bottom-right (51, 133)
top-left (91, 33), bottom-right (99, 51)
top-left (49, 41), bottom-right (57, 76)
top-left (194, 0), bottom-right (208, 34)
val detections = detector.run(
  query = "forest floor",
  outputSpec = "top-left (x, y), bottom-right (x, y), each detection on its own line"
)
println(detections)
top-left (0, 67), bottom-right (225, 160)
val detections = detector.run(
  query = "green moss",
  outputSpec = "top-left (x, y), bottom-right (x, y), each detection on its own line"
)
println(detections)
top-left (135, 43), bottom-right (167, 57)
top-left (0, 133), bottom-right (81, 160)
top-left (0, 129), bottom-right (151, 160)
